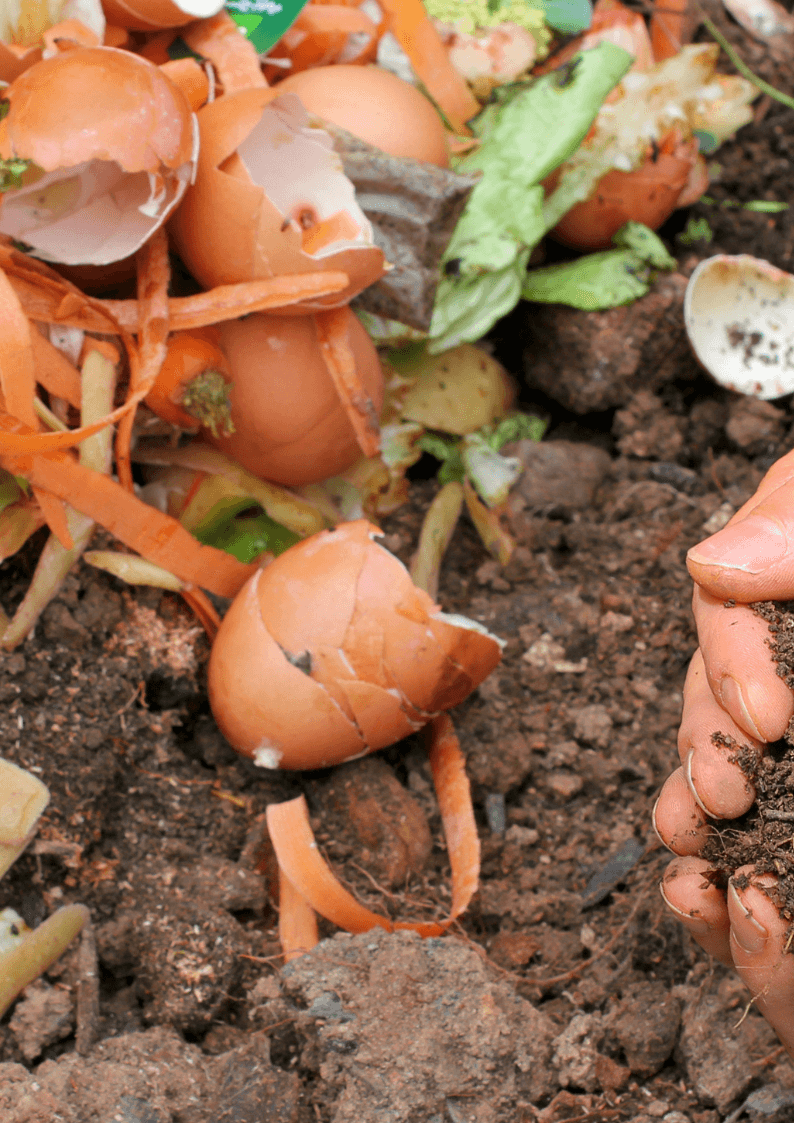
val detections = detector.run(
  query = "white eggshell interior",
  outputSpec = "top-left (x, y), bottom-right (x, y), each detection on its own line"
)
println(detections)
top-left (684, 254), bottom-right (794, 399)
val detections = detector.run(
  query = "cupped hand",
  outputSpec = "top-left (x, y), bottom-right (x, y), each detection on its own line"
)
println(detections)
top-left (656, 448), bottom-right (794, 1056)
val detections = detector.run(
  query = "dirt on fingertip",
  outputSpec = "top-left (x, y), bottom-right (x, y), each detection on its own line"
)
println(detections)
top-left (701, 603), bottom-right (794, 927)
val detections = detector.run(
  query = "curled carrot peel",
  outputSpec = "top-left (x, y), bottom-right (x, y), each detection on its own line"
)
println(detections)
top-left (11, 274), bottom-right (351, 334)
top-left (116, 228), bottom-right (171, 492)
top-left (0, 266), bottom-right (73, 548)
top-left (266, 713), bottom-right (480, 956)
top-left (279, 4), bottom-right (381, 72)
top-left (650, 0), bottom-right (693, 60)
top-left (278, 866), bottom-right (320, 963)
top-left (182, 12), bottom-right (267, 94)
top-left (377, 0), bottom-right (479, 133)
top-left (0, 436), bottom-right (254, 599)
top-left (314, 308), bottom-right (381, 459)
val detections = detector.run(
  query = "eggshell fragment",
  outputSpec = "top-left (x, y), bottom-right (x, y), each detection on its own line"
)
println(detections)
top-left (208, 521), bottom-right (503, 769)
top-left (101, 0), bottom-right (224, 31)
top-left (208, 572), bottom-right (366, 769)
top-left (169, 89), bottom-right (385, 307)
top-left (0, 47), bottom-right (197, 265)
top-left (684, 255), bottom-right (794, 399)
top-left (276, 64), bottom-right (450, 168)
top-left (209, 309), bottom-right (384, 486)
top-left (551, 130), bottom-right (699, 251)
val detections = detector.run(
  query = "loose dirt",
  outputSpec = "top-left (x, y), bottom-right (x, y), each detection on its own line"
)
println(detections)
top-left (2, 12), bottom-right (794, 1122)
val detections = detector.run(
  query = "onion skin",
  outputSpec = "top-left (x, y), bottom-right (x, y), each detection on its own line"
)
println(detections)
top-left (208, 520), bottom-right (502, 769)
top-left (551, 131), bottom-right (699, 251)
top-left (276, 64), bottom-right (450, 168)
top-left (208, 309), bottom-right (384, 487)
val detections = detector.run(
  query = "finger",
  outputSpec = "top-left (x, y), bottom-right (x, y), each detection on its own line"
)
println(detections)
top-left (661, 856), bottom-right (733, 966)
top-left (679, 649), bottom-right (760, 819)
top-left (688, 457), bottom-right (794, 602)
top-left (693, 587), bottom-right (794, 744)
top-left (654, 768), bottom-right (710, 855)
top-left (729, 869), bottom-right (794, 1058)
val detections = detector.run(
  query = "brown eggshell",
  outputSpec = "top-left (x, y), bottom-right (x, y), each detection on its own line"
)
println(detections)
top-left (0, 47), bottom-right (195, 172)
top-left (101, 0), bottom-right (224, 31)
top-left (208, 570), bottom-right (365, 769)
top-left (208, 521), bottom-right (502, 768)
top-left (0, 42), bottom-right (42, 84)
top-left (209, 309), bottom-right (384, 487)
top-left (276, 65), bottom-right (449, 168)
top-left (333, 678), bottom-right (423, 749)
top-left (551, 132), bottom-right (699, 251)
top-left (169, 88), bottom-right (385, 306)
top-left (255, 520), bottom-right (367, 651)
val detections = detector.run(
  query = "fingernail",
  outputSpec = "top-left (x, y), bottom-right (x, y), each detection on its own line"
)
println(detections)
top-left (719, 676), bottom-right (764, 742)
top-left (659, 881), bottom-right (711, 936)
top-left (651, 797), bottom-right (671, 851)
top-left (687, 515), bottom-right (787, 574)
top-left (728, 882), bottom-right (769, 954)
top-left (684, 750), bottom-right (712, 817)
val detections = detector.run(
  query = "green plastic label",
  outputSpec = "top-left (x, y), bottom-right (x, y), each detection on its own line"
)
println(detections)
top-left (225, 0), bottom-right (310, 54)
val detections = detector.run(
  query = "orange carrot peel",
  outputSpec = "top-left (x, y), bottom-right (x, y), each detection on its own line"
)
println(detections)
top-left (314, 307), bottom-right (381, 459)
top-left (267, 713), bottom-right (479, 959)
top-left (377, 0), bottom-right (480, 133)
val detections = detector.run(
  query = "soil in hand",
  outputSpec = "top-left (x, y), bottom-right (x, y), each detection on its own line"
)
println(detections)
top-left (702, 601), bottom-right (794, 926)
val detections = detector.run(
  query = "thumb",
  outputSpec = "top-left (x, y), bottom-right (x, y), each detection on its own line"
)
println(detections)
top-left (687, 476), bottom-right (794, 602)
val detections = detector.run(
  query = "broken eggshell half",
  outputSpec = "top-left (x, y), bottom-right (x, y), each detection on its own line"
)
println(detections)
top-left (208, 520), bottom-right (503, 769)
top-left (684, 254), bottom-right (794, 399)
top-left (100, 0), bottom-right (224, 32)
top-left (169, 89), bottom-right (386, 309)
top-left (0, 46), bottom-right (197, 265)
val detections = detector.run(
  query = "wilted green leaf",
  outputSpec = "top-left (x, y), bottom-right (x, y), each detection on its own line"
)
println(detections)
top-left (612, 222), bottom-right (676, 270)
top-left (429, 43), bottom-right (633, 351)
top-left (0, 470), bottom-right (23, 515)
top-left (522, 250), bottom-right (650, 309)
top-left (490, 413), bottom-right (547, 449)
top-left (522, 222), bottom-right (676, 310)
top-left (461, 434), bottom-right (522, 507)
top-left (679, 216), bottom-right (713, 245)
top-left (192, 499), bottom-right (300, 563)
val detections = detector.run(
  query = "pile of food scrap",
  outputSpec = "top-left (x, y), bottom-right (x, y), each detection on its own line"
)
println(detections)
top-left (0, 0), bottom-right (762, 983)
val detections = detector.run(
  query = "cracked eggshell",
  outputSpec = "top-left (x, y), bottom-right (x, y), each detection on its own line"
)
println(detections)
top-left (169, 88), bottom-right (386, 307)
top-left (684, 254), bottom-right (794, 399)
top-left (100, 0), bottom-right (224, 31)
top-left (210, 308), bottom-right (384, 486)
top-left (0, 47), bottom-right (197, 265)
top-left (207, 571), bottom-right (365, 769)
top-left (208, 520), bottom-right (503, 768)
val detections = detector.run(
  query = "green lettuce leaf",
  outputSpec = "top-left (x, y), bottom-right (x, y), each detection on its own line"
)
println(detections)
top-left (521, 222), bottom-right (676, 310)
top-left (429, 43), bottom-right (633, 352)
top-left (191, 499), bottom-right (300, 563)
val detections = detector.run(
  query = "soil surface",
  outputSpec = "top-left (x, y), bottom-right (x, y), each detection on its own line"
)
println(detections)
top-left (3, 13), bottom-right (794, 1123)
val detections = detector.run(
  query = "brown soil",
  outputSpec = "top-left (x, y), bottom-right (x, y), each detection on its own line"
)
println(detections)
top-left (3, 14), bottom-right (794, 1123)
